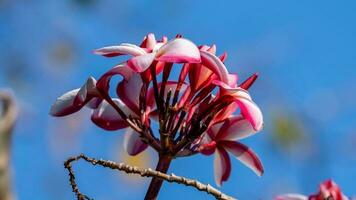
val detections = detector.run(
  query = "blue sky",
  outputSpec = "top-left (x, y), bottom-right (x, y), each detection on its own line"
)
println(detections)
top-left (0, 0), bottom-right (355, 199)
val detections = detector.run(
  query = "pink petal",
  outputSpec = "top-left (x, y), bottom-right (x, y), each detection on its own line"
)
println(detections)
top-left (74, 77), bottom-right (98, 104)
top-left (200, 50), bottom-right (229, 84)
top-left (152, 42), bottom-right (165, 52)
top-left (91, 98), bottom-right (135, 131)
top-left (213, 84), bottom-right (263, 131)
top-left (123, 128), bottom-right (148, 156)
top-left (227, 74), bottom-right (238, 88)
top-left (116, 73), bottom-right (142, 114)
top-left (219, 52), bottom-right (228, 62)
top-left (199, 45), bottom-right (210, 51)
top-left (212, 79), bottom-right (232, 91)
top-left (199, 132), bottom-right (213, 144)
top-left (317, 179), bottom-right (344, 200)
top-left (216, 115), bottom-right (257, 141)
top-left (161, 36), bottom-right (168, 43)
top-left (93, 43), bottom-right (146, 57)
top-left (213, 79), bottom-right (240, 100)
top-left (127, 52), bottom-right (156, 72)
top-left (86, 97), bottom-right (102, 109)
top-left (199, 141), bottom-right (217, 156)
top-left (139, 61), bottom-right (165, 83)
top-left (188, 64), bottom-right (214, 91)
top-left (50, 77), bottom-right (98, 116)
top-left (208, 44), bottom-right (217, 54)
top-left (207, 120), bottom-right (225, 140)
top-left (49, 88), bottom-right (81, 117)
top-left (212, 102), bottom-right (238, 124)
top-left (232, 92), bottom-right (263, 131)
top-left (199, 44), bottom-right (216, 54)
top-left (213, 81), bottom-right (253, 100)
top-left (140, 33), bottom-right (157, 50)
top-left (140, 35), bottom-right (148, 48)
top-left (222, 141), bottom-right (264, 176)
top-left (145, 33), bottom-right (157, 50)
top-left (214, 147), bottom-right (231, 186)
top-left (275, 194), bottom-right (308, 200)
top-left (155, 38), bottom-right (201, 63)
top-left (96, 63), bottom-right (134, 93)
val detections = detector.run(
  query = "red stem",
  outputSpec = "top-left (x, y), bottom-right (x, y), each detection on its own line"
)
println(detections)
top-left (144, 155), bottom-right (172, 200)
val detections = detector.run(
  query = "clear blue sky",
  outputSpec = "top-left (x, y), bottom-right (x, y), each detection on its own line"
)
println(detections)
top-left (0, 0), bottom-right (355, 199)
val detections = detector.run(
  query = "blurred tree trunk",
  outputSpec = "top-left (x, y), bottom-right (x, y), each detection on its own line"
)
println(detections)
top-left (0, 91), bottom-right (17, 200)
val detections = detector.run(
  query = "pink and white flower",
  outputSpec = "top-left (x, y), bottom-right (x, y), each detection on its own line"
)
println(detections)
top-left (199, 115), bottom-right (263, 186)
top-left (276, 179), bottom-right (352, 200)
top-left (50, 33), bottom-right (264, 186)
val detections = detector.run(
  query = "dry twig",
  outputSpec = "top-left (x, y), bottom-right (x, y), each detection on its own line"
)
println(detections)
top-left (64, 153), bottom-right (237, 200)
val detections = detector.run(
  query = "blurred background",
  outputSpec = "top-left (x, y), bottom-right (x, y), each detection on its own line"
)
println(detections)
top-left (0, 0), bottom-right (355, 199)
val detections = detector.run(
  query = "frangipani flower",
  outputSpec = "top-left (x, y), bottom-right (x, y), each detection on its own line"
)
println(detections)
top-left (276, 179), bottom-right (352, 200)
top-left (50, 33), bottom-right (264, 190)
top-left (199, 115), bottom-right (263, 186)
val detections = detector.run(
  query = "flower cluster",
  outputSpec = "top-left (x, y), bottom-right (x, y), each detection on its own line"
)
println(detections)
top-left (50, 33), bottom-right (264, 186)
top-left (277, 179), bottom-right (352, 200)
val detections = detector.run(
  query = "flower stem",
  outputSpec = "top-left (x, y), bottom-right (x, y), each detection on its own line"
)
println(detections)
top-left (144, 155), bottom-right (172, 200)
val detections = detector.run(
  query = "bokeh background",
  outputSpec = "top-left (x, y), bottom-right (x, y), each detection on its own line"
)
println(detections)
top-left (0, 0), bottom-right (355, 199)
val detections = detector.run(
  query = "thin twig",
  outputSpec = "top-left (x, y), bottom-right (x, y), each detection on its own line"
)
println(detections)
top-left (64, 154), bottom-right (237, 200)
top-left (64, 157), bottom-right (92, 200)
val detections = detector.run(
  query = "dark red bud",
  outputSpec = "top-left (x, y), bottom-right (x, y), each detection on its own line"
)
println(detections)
top-left (239, 73), bottom-right (259, 90)
top-left (175, 34), bottom-right (183, 38)
top-left (219, 52), bottom-right (228, 62)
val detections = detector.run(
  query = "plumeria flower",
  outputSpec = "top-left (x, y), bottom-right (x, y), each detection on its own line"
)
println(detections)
top-left (196, 72), bottom-right (263, 186)
top-left (50, 33), bottom-right (264, 191)
top-left (276, 179), bottom-right (352, 200)
top-left (199, 115), bottom-right (263, 186)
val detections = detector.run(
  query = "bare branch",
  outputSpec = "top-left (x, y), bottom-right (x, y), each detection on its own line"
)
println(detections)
top-left (63, 157), bottom-right (93, 200)
top-left (64, 154), bottom-right (237, 200)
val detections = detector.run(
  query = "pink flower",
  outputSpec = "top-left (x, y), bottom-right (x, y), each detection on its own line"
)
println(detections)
top-left (199, 115), bottom-right (264, 186)
top-left (50, 33), bottom-right (264, 185)
top-left (276, 179), bottom-right (352, 200)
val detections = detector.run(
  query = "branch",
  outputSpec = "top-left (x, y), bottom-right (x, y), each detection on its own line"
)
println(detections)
top-left (64, 154), bottom-right (237, 200)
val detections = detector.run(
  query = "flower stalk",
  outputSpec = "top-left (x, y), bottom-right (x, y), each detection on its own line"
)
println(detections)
top-left (144, 155), bottom-right (172, 200)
